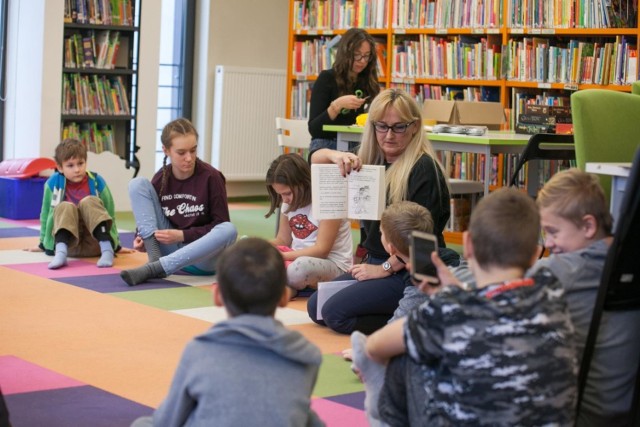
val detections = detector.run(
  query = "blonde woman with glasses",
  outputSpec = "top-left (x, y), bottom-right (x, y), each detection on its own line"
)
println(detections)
top-left (307, 88), bottom-right (458, 335)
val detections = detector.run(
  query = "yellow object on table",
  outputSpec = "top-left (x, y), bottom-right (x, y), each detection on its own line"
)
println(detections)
top-left (355, 113), bottom-right (368, 126)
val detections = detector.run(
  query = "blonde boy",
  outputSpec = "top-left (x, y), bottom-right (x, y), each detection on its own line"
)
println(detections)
top-left (532, 168), bottom-right (640, 426)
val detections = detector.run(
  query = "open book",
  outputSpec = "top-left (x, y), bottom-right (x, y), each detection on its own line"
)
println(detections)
top-left (316, 280), bottom-right (357, 320)
top-left (311, 164), bottom-right (386, 220)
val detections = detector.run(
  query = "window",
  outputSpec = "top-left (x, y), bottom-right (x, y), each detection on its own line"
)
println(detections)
top-left (155, 0), bottom-right (195, 169)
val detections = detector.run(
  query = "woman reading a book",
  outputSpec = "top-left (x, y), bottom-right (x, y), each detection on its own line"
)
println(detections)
top-left (307, 88), bottom-right (454, 335)
top-left (308, 27), bottom-right (380, 153)
top-left (266, 153), bottom-right (353, 298)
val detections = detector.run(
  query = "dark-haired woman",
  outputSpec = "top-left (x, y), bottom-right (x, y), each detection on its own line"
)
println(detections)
top-left (120, 118), bottom-right (237, 286)
top-left (308, 27), bottom-right (380, 152)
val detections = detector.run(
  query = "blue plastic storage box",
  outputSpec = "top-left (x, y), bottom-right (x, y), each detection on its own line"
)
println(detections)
top-left (0, 176), bottom-right (47, 219)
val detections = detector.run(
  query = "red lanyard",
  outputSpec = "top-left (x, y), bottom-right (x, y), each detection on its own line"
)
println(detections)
top-left (485, 277), bottom-right (535, 299)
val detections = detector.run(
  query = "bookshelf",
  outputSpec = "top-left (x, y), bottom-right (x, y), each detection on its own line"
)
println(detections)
top-left (286, 0), bottom-right (639, 123)
top-left (61, 0), bottom-right (141, 172)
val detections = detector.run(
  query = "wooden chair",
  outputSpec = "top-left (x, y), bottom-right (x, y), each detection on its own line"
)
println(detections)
top-left (274, 118), bottom-right (311, 233)
top-left (276, 117), bottom-right (311, 155)
top-left (577, 147), bottom-right (640, 425)
top-left (508, 133), bottom-right (575, 196)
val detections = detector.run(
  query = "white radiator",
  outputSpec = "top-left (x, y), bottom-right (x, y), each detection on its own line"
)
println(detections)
top-left (211, 66), bottom-right (286, 181)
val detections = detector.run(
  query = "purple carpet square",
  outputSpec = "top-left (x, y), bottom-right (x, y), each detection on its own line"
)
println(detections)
top-left (325, 391), bottom-right (365, 410)
top-left (118, 231), bottom-right (136, 249)
top-left (56, 274), bottom-right (188, 292)
top-left (5, 385), bottom-right (152, 427)
top-left (0, 227), bottom-right (40, 238)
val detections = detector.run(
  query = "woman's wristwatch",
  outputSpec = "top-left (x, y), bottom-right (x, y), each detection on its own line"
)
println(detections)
top-left (382, 261), bottom-right (394, 274)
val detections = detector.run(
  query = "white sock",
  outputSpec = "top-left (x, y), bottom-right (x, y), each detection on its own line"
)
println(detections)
top-left (48, 242), bottom-right (68, 269)
top-left (97, 240), bottom-right (114, 268)
top-left (351, 331), bottom-right (388, 427)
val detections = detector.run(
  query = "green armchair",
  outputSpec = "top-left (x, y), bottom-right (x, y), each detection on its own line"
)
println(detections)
top-left (571, 89), bottom-right (640, 201)
top-left (633, 81), bottom-right (640, 95)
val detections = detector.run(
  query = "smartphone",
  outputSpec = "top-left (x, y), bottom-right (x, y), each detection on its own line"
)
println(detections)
top-left (409, 231), bottom-right (439, 284)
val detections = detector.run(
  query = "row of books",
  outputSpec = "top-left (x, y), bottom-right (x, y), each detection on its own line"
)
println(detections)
top-left (292, 0), bottom-right (388, 30)
top-left (292, 38), bottom-right (387, 77)
top-left (510, 159), bottom-right (577, 188)
top-left (293, 0), bottom-right (636, 31)
top-left (390, 83), bottom-right (499, 103)
top-left (64, 30), bottom-right (121, 70)
top-left (391, 35), bottom-right (502, 80)
top-left (64, 0), bottom-right (134, 26)
top-left (62, 74), bottom-right (130, 116)
top-left (437, 150), bottom-right (572, 188)
top-left (504, 36), bottom-right (638, 85)
top-left (509, 89), bottom-right (571, 130)
top-left (508, 0), bottom-right (637, 29)
top-left (291, 81), bottom-right (313, 119)
top-left (62, 122), bottom-right (116, 154)
top-left (428, 0), bottom-right (502, 29)
top-left (515, 103), bottom-right (573, 134)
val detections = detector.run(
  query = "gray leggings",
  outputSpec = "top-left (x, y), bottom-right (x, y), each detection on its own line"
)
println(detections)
top-left (287, 256), bottom-right (346, 290)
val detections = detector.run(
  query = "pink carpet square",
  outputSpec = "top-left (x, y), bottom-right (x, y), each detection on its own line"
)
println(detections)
top-left (0, 355), bottom-right (84, 394)
top-left (6, 260), bottom-right (120, 278)
top-left (312, 397), bottom-right (367, 427)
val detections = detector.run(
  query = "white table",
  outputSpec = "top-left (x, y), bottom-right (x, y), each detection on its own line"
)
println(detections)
top-left (586, 162), bottom-right (631, 231)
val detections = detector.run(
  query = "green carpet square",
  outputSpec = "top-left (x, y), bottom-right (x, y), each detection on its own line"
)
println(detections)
top-left (113, 286), bottom-right (213, 310)
top-left (313, 354), bottom-right (364, 397)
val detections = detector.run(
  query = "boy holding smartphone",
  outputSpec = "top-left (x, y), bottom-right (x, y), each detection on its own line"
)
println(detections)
top-left (354, 188), bottom-right (577, 426)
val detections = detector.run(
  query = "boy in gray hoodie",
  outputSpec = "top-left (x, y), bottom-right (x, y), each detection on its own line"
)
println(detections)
top-left (132, 237), bottom-right (324, 427)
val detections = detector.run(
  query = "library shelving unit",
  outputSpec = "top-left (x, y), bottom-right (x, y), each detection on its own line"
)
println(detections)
top-left (61, 0), bottom-right (141, 172)
top-left (286, 0), bottom-right (639, 125)
top-left (286, 0), bottom-right (639, 241)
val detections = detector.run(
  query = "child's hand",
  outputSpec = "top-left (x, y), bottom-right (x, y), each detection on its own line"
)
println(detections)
top-left (23, 246), bottom-right (43, 252)
top-left (349, 263), bottom-right (386, 281)
top-left (154, 229), bottom-right (184, 245)
top-left (117, 247), bottom-right (136, 254)
top-left (132, 236), bottom-right (146, 252)
top-left (417, 251), bottom-right (462, 294)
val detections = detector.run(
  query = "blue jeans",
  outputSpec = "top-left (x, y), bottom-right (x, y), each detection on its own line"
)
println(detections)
top-left (306, 255), bottom-right (409, 335)
top-left (128, 177), bottom-right (237, 275)
top-left (310, 138), bottom-right (337, 152)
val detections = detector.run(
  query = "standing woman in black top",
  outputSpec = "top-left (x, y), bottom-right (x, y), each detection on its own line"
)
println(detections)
top-left (308, 28), bottom-right (380, 153)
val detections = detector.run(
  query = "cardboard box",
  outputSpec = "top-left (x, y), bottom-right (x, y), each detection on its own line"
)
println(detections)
top-left (0, 177), bottom-right (46, 219)
top-left (423, 100), bottom-right (505, 130)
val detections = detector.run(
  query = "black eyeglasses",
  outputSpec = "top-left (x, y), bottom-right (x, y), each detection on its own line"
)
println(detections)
top-left (353, 53), bottom-right (372, 62)
top-left (373, 121), bottom-right (415, 134)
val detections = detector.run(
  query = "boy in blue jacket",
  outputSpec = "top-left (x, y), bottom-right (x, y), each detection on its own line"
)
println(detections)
top-left (131, 237), bottom-right (324, 427)
top-left (28, 139), bottom-right (120, 269)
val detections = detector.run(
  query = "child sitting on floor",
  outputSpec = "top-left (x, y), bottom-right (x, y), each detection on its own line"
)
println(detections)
top-left (353, 187), bottom-right (577, 426)
top-left (265, 153), bottom-right (352, 297)
top-left (131, 237), bottom-right (324, 427)
top-left (531, 168), bottom-right (640, 426)
top-left (26, 138), bottom-right (121, 269)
